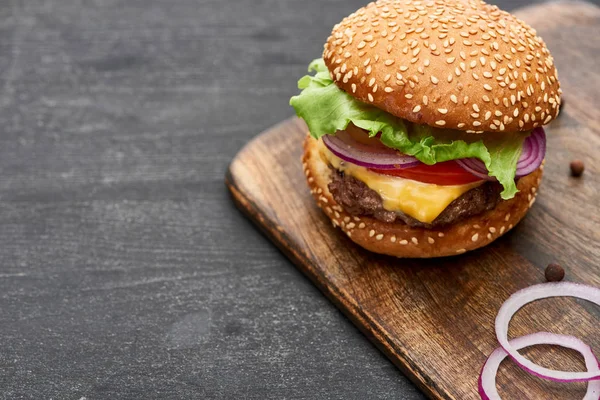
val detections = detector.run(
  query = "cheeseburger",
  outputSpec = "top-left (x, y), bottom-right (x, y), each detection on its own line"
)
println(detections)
top-left (291, 0), bottom-right (560, 257)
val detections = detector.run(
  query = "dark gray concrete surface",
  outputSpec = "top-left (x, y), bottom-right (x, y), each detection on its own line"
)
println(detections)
top-left (0, 0), bottom-right (597, 399)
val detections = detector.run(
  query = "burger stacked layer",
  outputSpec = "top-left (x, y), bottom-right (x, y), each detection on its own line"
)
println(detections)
top-left (291, 0), bottom-right (561, 258)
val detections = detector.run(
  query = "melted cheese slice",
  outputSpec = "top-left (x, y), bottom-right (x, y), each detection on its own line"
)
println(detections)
top-left (319, 140), bottom-right (483, 223)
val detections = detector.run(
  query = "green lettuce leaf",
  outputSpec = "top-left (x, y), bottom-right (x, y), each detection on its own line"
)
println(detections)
top-left (290, 58), bottom-right (526, 199)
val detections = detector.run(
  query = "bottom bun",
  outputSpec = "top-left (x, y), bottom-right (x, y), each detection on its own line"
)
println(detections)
top-left (302, 135), bottom-right (543, 258)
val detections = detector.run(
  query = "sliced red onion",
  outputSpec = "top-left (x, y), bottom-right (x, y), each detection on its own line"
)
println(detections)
top-left (479, 333), bottom-right (600, 400)
top-left (495, 282), bottom-right (600, 382)
top-left (322, 131), bottom-right (421, 170)
top-left (455, 158), bottom-right (497, 181)
top-left (515, 127), bottom-right (546, 178)
top-left (456, 127), bottom-right (546, 180)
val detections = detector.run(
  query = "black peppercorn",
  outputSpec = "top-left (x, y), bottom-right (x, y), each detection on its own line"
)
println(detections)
top-left (570, 160), bottom-right (584, 177)
top-left (545, 263), bottom-right (565, 282)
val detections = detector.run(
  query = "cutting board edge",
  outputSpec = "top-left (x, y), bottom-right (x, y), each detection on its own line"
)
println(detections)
top-left (226, 135), bottom-right (453, 400)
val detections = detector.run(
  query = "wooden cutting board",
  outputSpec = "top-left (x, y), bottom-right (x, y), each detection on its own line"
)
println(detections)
top-left (226, 2), bottom-right (600, 399)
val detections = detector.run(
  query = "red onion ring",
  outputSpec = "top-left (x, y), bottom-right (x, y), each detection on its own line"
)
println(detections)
top-left (479, 333), bottom-right (600, 400)
top-left (495, 282), bottom-right (600, 382)
top-left (455, 158), bottom-right (497, 181)
top-left (322, 131), bottom-right (421, 170)
top-left (515, 127), bottom-right (546, 178)
top-left (456, 127), bottom-right (546, 180)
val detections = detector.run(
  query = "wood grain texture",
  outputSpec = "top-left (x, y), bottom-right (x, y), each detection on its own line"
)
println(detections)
top-left (227, 2), bottom-right (600, 399)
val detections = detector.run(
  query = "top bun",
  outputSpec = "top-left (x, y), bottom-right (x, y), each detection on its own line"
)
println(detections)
top-left (323, 0), bottom-right (561, 133)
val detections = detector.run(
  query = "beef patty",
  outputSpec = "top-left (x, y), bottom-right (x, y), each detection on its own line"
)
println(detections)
top-left (328, 168), bottom-right (502, 228)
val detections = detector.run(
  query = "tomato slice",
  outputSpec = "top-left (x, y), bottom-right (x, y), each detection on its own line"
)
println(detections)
top-left (370, 161), bottom-right (483, 185)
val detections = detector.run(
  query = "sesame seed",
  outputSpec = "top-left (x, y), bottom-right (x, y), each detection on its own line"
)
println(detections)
top-left (450, 95), bottom-right (458, 104)
top-left (411, 237), bottom-right (419, 244)
top-left (446, 57), bottom-right (456, 63)
top-left (438, 108), bottom-right (448, 114)
top-left (438, 232), bottom-right (445, 237)
top-left (423, 95), bottom-right (428, 105)
top-left (456, 249), bottom-right (467, 254)
top-left (431, 76), bottom-right (439, 84)
top-left (435, 120), bottom-right (446, 126)
top-left (428, 237), bottom-right (435, 244)
top-left (384, 87), bottom-right (394, 93)
top-left (368, 93), bottom-right (374, 102)
top-left (369, 77), bottom-right (376, 87)
top-left (385, 59), bottom-right (395, 66)
top-left (412, 105), bottom-right (421, 112)
top-left (472, 233), bottom-right (479, 242)
top-left (369, 230), bottom-right (375, 238)
top-left (390, 235), bottom-right (396, 243)
top-left (399, 240), bottom-right (408, 245)
top-left (483, 84), bottom-right (492, 91)
top-left (351, 84), bottom-right (357, 93)
top-left (375, 234), bottom-right (384, 241)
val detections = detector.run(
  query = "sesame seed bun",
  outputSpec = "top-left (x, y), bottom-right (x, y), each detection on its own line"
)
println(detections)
top-left (303, 135), bottom-right (542, 258)
top-left (323, 0), bottom-right (561, 133)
